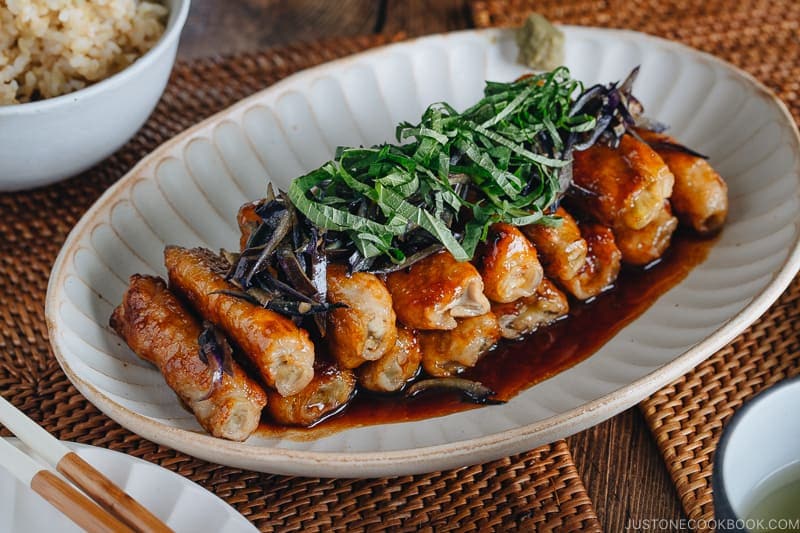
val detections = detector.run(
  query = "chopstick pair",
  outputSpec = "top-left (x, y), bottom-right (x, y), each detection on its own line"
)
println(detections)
top-left (0, 395), bottom-right (173, 533)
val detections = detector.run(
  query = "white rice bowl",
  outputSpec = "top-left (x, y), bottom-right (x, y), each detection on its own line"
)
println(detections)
top-left (0, 0), bottom-right (167, 104)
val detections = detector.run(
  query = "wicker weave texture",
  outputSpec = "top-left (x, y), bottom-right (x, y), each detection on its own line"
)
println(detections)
top-left (642, 278), bottom-right (800, 530)
top-left (0, 34), bottom-right (601, 532)
top-left (470, 1), bottom-right (800, 529)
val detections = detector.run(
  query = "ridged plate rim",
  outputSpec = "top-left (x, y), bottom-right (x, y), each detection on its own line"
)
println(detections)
top-left (45, 27), bottom-right (800, 476)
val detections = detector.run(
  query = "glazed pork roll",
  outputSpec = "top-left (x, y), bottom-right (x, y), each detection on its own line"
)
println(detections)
top-left (385, 250), bottom-right (491, 330)
top-left (164, 245), bottom-right (315, 397)
top-left (326, 264), bottom-right (397, 369)
top-left (492, 278), bottom-right (569, 339)
top-left (110, 274), bottom-right (267, 442)
top-left (559, 222), bottom-right (622, 300)
top-left (636, 128), bottom-right (728, 235)
top-left (475, 222), bottom-right (544, 303)
top-left (572, 134), bottom-right (675, 231)
top-left (358, 326), bottom-right (422, 393)
top-left (522, 206), bottom-right (588, 282)
top-left (613, 201), bottom-right (678, 266)
top-left (525, 208), bottom-right (621, 301)
top-left (419, 312), bottom-right (501, 377)
top-left (265, 362), bottom-right (356, 427)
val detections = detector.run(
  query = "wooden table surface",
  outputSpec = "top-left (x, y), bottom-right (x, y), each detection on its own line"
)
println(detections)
top-left (178, 1), bottom-right (686, 531)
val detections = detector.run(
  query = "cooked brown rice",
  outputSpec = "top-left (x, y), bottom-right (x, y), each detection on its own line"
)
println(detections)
top-left (0, 0), bottom-right (167, 105)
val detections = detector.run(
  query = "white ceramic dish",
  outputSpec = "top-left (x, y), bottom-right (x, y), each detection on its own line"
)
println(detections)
top-left (0, 0), bottom-right (190, 191)
top-left (45, 27), bottom-right (800, 477)
top-left (0, 438), bottom-right (257, 533)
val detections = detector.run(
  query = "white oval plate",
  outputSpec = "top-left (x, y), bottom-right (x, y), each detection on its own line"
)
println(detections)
top-left (45, 27), bottom-right (800, 477)
top-left (0, 439), bottom-right (256, 532)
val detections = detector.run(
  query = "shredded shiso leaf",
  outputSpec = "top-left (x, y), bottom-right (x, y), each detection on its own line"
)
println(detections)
top-left (289, 67), bottom-right (603, 269)
top-left (197, 323), bottom-right (236, 400)
top-left (230, 65), bottom-right (655, 328)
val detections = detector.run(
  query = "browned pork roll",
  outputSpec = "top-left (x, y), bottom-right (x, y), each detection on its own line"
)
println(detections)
top-left (492, 278), bottom-right (569, 339)
top-left (419, 312), bottom-right (501, 377)
top-left (475, 222), bottom-right (544, 303)
top-left (636, 128), bottom-right (728, 235)
top-left (358, 326), bottom-right (422, 392)
top-left (522, 207), bottom-right (588, 282)
top-left (385, 250), bottom-right (491, 330)
top-left (572, 134), bottom-right (675, 231)
top-left (559, 222), bottom-right (622, 300)
top-left (110, 274), bottom-right (267, 442)
top-left (265, 362), bottom-right (356, 427)
top-left (164, 246), bottom-right (315, 397)
top-left (524, 207), bottom-right (621, 301)
top-left (613, 201), bottom-right (678, 266)
top-left (326, 264), bottom-right (397, 369)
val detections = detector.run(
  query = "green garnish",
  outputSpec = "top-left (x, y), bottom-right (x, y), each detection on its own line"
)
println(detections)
top-left (288, 67), bottom-right (596, 266)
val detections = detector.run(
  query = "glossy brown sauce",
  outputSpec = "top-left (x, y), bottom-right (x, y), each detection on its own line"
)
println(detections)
top-left (256, 230), bottom-right (718, 441)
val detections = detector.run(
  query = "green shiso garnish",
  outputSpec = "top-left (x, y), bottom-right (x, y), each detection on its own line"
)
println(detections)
top-left (288, 67), bottom-right (596, 267)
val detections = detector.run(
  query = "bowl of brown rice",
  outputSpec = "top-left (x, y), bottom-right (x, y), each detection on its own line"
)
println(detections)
top-left (0, 0), bottom-right (190, 190)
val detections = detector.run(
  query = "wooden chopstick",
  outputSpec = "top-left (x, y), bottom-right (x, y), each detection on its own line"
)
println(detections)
top-left (0, 395), bottom-right (173, 533)
top-left (0, 437), bottom-right (133, 533)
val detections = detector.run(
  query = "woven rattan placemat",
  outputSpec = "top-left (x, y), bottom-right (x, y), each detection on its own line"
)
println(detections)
top-left (0, 35), bottom-right (602, 532)
top-left (472, 0), bottom-right (800, 529)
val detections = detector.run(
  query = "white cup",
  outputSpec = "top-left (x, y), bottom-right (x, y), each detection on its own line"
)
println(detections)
top-left (713, 375), bottom-right (800, 532)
